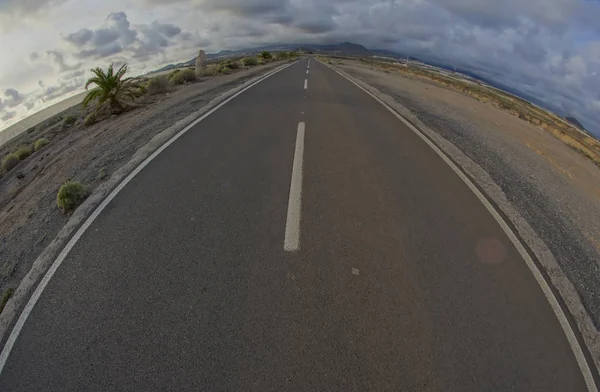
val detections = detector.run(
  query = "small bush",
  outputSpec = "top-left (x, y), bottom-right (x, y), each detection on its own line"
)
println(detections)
top-left (241, 57), bottom-right (258, 66)
top-left (202, 64), bottom-right (219, 76)
top-left (170, 69), bottom-right (197, 85)
top-left (168, 69), bottom-right (181, 80)
top-left (259, 51), bottom-right (273, 61)
top-left (84, 112), bottom-right (97, 127)
top-left (63, 115), bottom-right (76, 126)
top-left (0, 288), bottom-right (14, 314)
top-left (275, 51), bottom-right (290, 60)
top-left (57, 181), bottom-right (90, 214)
top-left (226, 60), bottom-right (239, 70)
top-left (14, 145), bottom-right (32, 160)
top-left (147, 76), bottom-right (171, 95)
top-left (34, 138), bottom-right (50, 151)
top-left (1, 154), bottom-right (19, 172)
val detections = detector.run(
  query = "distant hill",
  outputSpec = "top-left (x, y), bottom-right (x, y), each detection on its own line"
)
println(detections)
top-left (148, 42), bottom-right (369, 75)
top-left (565, 117), bottom-right (586, 131)
top-left (309, 41), bottom-right (369, 54)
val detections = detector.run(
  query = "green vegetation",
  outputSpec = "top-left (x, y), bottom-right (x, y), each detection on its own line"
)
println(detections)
top-left (147, 76), bottom-right (171, 95)
top-left (34, 138), bottom-right (50, 151)
top-left (275, 51), bottom-right (298, 60)
top-left (201, 64), bottom-right (220, 76)
top-left (168, 69), bottom-right (181, 79)
top-left (84, 112), bottom-right (97, 127)
top-left (1, 154), bottom-right (19, 172)
top-left (241, 57), bottom-right (258, 66)
top-left (275, 51), bottom-right (290, 60)
top-left (82, 63), bottom-right (146, 114)
top-left (259, 51), bottom-right (273, 61)
top-left (14, 145), bottom-right (32, 160)
top-left (0, 288), bottom-right (14, 314)
top-left (63, 115), bottom-right (76, 126)
top-left (169, 68), bottom-right (196, 85)
top-left (215, 59), bottom-right (240, 74)
top-left (57, 181), bottom-right (91, 214)
top-left (222, 59), bottom-right (240, 70)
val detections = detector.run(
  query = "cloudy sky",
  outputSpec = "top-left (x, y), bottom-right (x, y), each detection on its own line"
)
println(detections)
top-left (1, 0), bottom-right (600, 135)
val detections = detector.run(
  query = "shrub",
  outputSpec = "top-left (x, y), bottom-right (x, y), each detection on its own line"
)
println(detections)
top-left (34, 138), bottom-right (50, 151)
top-left (168, 69), bottom-right (181, 80)
top-left (84, 112), bottom-right (97, 127)
top-left (170, 69), bottom-right (197, 85)
top-left (1, 154), bottom-right (19, 172)
top-left (259, 51), bottom-right (273, 61)
top-left (147, 76), bottom-right (171, 95)
top-left (226, 60), bottom-right (240, 69)
top-left (14, 145), bottom-right (32, 160)
top-left (241, 57), bottom-right (258, 66)
top-left (57, 181), bottom-right (90, 214)
top-left (63, 115), bottom-right (76, 126)
top-left (275, 51), bottom-right (290, 60)
top-left (202, 64), bottom-right (219, 76)
top-left (217, 60), bottom-right (239, 73)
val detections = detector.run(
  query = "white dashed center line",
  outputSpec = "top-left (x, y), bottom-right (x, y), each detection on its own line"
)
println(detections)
top-left (284, 122), bottom-right (305, 252)
top-left (304, 79), bottom-right (308, 90)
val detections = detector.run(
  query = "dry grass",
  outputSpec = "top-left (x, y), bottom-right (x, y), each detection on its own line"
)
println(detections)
top-left (353, 57), bottom-right (600, 168)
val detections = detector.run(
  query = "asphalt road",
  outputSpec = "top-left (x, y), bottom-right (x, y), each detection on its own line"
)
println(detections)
top-left (0, 58), bottom-right (592, 391)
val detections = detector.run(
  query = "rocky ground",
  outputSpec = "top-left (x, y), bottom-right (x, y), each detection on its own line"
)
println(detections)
top-left (336, 60), bottom-right (600, 329)
top-left (0, 61), bottom-right (286, 303)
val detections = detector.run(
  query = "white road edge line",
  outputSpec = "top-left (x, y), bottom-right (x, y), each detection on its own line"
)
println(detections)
top-left (0, 60), bottom-right (299, 375)
top-left (304, 79), bottom-right (308, 90)
top-left (284, 122), bottom-right (305, 252)
top-left (319, 59), bottom-right (598, 392)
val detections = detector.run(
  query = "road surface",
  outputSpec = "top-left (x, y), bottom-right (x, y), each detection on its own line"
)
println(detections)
top-left (0, 58), bottom-right (594, 391)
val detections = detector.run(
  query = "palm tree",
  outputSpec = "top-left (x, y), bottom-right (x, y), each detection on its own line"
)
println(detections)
top-left (259, 51), bottom-right (273, 61)
top-left (82, 63), bottom-right (145, 114)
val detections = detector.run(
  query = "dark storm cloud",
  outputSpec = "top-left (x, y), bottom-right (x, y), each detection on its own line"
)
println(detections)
top-left (294, 21), bottom-right (336, 34)
top-left (4, 88), bottom-right (23, 107)
top-left (39, 78), bottom-right (85, 102)
top-left (64, 29), bottom-right (94, 47)
top-left (200, 0), bottom-right (290, 16)
top-left (46, 50), bottom-right (82, 72)
top-left (61, 12), bottom-right (181, 61)
top-left (91, 29), bottom-right (120, 47)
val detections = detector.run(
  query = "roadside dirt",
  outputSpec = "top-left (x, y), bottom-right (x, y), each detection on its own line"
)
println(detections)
top-left (336, 60), bottom-right (600, 329)
top-left (0, 61), bottom-right (285, 301)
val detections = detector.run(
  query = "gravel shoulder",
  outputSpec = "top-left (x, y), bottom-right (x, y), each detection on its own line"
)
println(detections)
top-left (333, 59), bottom-right (600, 371)
top-left (0, 61), bottom-right (286, 308)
